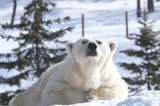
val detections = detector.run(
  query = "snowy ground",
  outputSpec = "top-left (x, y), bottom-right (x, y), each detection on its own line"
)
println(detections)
top-left (53, 91), bottom-right (160, 106)
top-left (0, 0), bottom-right (160, 94)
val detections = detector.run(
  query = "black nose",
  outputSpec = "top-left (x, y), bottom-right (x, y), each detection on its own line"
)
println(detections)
top-left (88, 43), bottom-right (97, 51)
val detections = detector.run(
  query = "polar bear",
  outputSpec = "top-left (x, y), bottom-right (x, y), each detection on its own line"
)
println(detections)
top-left (9, 37), bottom-right (128, 106)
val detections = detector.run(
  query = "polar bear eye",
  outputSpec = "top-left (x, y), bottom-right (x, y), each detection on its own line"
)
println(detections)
top-left (96, 40), bottom-right (102, 45)
top-left (82, 40), bottom-right (88, 44)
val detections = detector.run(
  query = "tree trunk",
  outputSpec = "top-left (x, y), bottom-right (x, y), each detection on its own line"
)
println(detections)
top-left (147, 82), bottom-right (151, 90)
top-left (10, 0), bottom-right (17, 25)
top-left (34, 0), bottom-right (43, 77)
top-left (137, 0), bottom-right (141, 17)
top-left (147, 0), bottom-right (155, 13)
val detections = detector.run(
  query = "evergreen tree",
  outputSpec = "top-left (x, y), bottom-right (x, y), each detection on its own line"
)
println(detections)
top-left (120, 11), bottom-right (160, 93)
top-left (0, 0), bottom-right (72, 105)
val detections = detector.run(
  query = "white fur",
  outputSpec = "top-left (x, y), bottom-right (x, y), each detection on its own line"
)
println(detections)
top-left (9, 37), bottom-right (128, 106)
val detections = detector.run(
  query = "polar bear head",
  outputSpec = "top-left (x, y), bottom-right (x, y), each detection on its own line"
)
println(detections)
top-left (66, 37), bottom-right (116, 67)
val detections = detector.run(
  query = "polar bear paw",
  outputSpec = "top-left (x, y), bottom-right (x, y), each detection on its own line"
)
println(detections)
top-left (84, 89), bottom-right (98, 102)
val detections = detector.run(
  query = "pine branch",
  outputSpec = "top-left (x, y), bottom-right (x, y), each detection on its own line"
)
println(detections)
top-left (123, 77), bottom-right (146, 85)
top-left (0, 70), bottom-right (30, 86)
top-left (120, 49), bottom-right (145, 57)
top-left (0, 61), bottom-right (17, 70)
top-left (119, 63), bottom-right (143, 74)
top-left (40, 27), bottom-right (73, 41)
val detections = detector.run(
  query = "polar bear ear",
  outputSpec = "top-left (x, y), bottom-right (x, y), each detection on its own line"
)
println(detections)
top-left (109, 41), bottom-right (117, 57)
top-left (66, 42), bottom-right (74, 53)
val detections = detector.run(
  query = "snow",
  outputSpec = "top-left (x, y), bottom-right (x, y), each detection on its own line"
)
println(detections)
top-left (0, 0), bottom-right (160, 94)
top-left (53, 91), bottom-right (160, 106)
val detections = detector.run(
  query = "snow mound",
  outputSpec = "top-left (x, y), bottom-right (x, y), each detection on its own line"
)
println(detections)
top-left (53, 91), bottom-right (160, 106)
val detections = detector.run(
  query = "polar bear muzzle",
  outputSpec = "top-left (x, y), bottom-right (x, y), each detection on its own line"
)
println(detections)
top-left (86, 42), bottom-right (98, 56)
